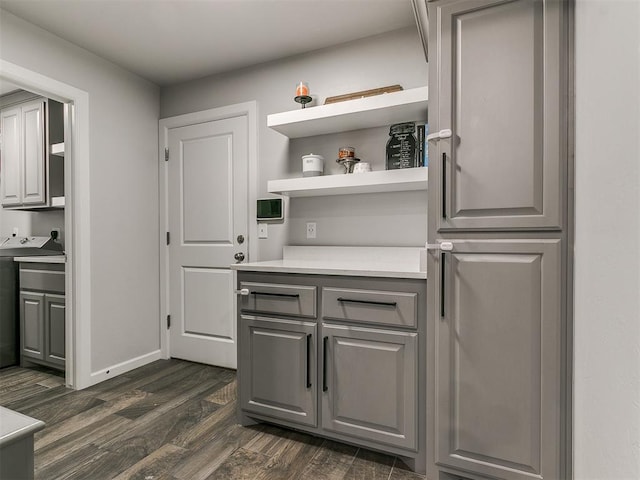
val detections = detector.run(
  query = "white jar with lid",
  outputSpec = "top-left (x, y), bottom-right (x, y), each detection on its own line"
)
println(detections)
top-left (302, 154), bottom-right (324, 177)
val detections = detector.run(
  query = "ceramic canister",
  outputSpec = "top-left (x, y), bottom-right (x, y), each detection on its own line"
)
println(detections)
top-left (302, 154), bottom-right (324, 177)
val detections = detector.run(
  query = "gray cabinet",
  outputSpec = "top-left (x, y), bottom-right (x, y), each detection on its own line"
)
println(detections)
top-left (237, 272), bottom-right (426, 472)
top-left (44, 294), bottom-right (65, 368)
top-left (428, 0), bottom-right (566, 232)
top-left (427, 1), bottom-right (571, 479)
top-left (435, 240), bottom-right (561, 479)
top-left (0, 98), bottom-right (64, 209)
top-left (239, 316), bottom-right (316, 427)
top-left (18, 263), bottom-right (65, 371)
top-left (321, 323), bottom-right (417, 450)
top-left (19, 292), bottom-right (45, 361)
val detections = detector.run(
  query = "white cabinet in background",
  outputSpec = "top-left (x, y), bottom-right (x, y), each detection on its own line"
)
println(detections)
top-left (0, 98), bottom-right (65, 209)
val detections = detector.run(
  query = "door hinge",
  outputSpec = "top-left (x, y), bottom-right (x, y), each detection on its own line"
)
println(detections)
top-left (167, 314), bottom-right (171, 329)
top-left (166, 232), bottom-right (170, 245)
top-left (164, 148), bottom-right (169, 161)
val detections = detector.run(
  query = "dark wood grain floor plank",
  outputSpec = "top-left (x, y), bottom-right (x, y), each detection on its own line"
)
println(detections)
top-left (97, 383), bottom-right (221, 454)
top-left (204, 447), bottom-right (271, 480)
top-left (34, 388), bottom-right (149, 450)
top-left (35, 443), bottom-right (109, 480)
top-left (171, 423), bottom-right (260, 480)
top-left (343, 448), bottom-right (395, 480)
top-left (298, 439), bottom-right (359, 480)
top-left (3, 384), bottom-right (73, 412)
top-left (112, 443), bottom-right (189, 480)
top-left (0, 382), bottom-right (48, 404)
top-left (21, 389), bottom-right (105, 426)
top-left (35, 414), bottom-right (132, 469)
top-left (205, 379), bottom-right (236, 405)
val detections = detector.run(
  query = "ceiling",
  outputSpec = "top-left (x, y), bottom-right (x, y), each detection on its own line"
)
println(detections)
top-left (0, 0), bottom-right (418, 87)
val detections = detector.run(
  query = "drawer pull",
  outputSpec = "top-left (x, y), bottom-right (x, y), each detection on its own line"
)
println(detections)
top-left (323, 336), bottom-right (329, 392)
top-left (336, 297), bottom-right (397, 308)
top-left (250, 291), bottom-right (300, 298)
top-left (306, 334), bottom-right (312, 389)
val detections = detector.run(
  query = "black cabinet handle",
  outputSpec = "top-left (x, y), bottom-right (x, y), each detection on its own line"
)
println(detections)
top-left (250, 291), bottom-right (300, 298)
top-left (440, 252), bottom-right (446, 318)
top-left (336, 297), bottom-right (397, 307)
top-left (306, 334), bottom-right (312, 389)
top-left (322, 336), bottom-right (328, 392)
top-left (442, 152), bottom-right (447, 219)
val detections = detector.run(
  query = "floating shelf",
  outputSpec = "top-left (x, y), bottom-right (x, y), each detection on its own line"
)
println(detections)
top-left (50, 143), bottom-right (64, 156)
top-left (268, 167), bottom-right (428, 197)
top-left (267, 86), bottom-right (428, 138)
top-left (51, 196), bottom-right (65, 208)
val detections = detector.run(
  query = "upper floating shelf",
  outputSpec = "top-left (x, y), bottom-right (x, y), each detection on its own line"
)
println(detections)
top-left (267, 86), bottom-right (428, 138)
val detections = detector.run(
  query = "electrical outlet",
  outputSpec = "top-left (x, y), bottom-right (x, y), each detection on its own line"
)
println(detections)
top-left (306, 222), bottom-right (316, 239)
top-left (258, 223), bottom-right (268, 239)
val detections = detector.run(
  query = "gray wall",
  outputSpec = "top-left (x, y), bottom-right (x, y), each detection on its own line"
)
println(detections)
top-left (161, 27), bottom-right (429, 260)
top-left (574, 0), bottom-right (640, 478)
top-left (0, 10), bottom-right (161, 374)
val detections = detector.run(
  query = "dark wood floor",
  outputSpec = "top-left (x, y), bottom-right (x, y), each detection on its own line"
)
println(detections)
top-left (0, 359), bottom-right (426, 480)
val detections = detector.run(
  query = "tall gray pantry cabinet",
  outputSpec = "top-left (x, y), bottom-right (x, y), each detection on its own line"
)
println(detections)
top-left (426, 1), bottom-right (571, 480)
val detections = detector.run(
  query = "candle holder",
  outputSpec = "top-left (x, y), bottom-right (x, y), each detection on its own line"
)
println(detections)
top-left (294, 95), bottom-right (312, 108)
top-left (295, 81), bottom-right (312, 108)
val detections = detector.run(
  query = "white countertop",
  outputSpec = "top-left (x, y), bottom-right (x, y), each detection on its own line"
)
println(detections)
top-left (14, 255), bottom-right (66, 264)
top-left (231, 246), bottom-right (427, 279)
top-left (0, 406), bottom-right (45, 446)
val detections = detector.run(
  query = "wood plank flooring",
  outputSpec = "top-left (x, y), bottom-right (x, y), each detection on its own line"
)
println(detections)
top-left (0, 359), bottom-right (426, 480)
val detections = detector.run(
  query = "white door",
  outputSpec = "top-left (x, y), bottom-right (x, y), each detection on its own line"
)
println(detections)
top-left (167, 115), bottom-right (248, 368)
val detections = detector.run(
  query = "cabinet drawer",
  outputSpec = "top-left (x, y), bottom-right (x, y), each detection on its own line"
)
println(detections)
top-left (240, 282), bottom-right (316, 318)
top-left (322, 287), bottom-right (417, 328)
top-left (19, 264), bottom-right (65, 294)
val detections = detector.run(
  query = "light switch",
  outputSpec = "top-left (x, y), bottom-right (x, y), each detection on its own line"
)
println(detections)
top-left (258, 223), bottom-right (268, 239)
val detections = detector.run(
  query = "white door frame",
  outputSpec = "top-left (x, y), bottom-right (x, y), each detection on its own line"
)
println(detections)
top-left (158, 101), bottom-right (258, 359)
top-left (0, 59), bottom-right (92, 390)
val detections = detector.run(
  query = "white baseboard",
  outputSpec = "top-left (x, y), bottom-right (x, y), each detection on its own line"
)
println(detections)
top-left (83, 350), bottom-right (163, 389)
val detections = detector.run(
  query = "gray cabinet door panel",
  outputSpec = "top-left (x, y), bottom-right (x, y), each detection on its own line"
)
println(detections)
top-left (240, 316), bottom-right (317, 427)
top-left (20, 292), bottom-right (45, 361)
top-left (45, 294), bottom-right (65, 367)
top-left (436, 239), bottom-right (561, 479)
top-left (429, 0), bottom-right (564, 231)
top-left (322, 287), bottom-right (417, 328)
top-left (240, 282), bottom-right (316, 318)
top-left (322, 323), bottom-right (417, 451)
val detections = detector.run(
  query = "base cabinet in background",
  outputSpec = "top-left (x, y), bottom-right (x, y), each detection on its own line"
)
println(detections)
top-left (19, 263), bottom-right (65, 371)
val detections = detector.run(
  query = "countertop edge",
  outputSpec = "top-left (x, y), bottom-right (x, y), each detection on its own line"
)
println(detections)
top-left (231, 263), bottom-right (427, 279)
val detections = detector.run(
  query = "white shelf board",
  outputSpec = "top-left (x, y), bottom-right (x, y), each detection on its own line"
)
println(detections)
top-left (267, 86), bottom-right (428, 138)
top-left (50, 143), bottom-right (64, 156)
top-left (51, 196), bottom-right (65, 208)
top-left (268, 167), bottom-right (427, 197)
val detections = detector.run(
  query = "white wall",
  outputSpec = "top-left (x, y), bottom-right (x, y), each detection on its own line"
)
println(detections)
top-left (574, 0), bottom-right (640, 478)
top-left (161, 27), bottom-right (429, 260)
top-left (0, 11), bottom-right (161, 379)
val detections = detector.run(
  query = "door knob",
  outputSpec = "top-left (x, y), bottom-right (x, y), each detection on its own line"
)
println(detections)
top-left (234, 252), bottom-right (245, 262)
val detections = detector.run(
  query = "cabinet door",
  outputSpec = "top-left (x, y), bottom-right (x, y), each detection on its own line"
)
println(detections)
top-left (21, 100), bottom-right (46, 205)
top-left (239, 316), bottom-right (317, 427)
top-left (435, 239), bottom-right (561, 480)
top-left (45, 294), bottom-right (65, 367)
top-left (428, 0), bottom-right (565, 231)
top-left (321, 323), bottom-right (417, 451)
top-left (20, 292), bottom-right (45, 361)
top-left (0, 107), bottom-right (22, 206)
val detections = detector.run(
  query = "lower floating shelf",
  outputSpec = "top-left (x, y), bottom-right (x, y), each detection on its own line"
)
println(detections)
top-left (267, 167), bottom-right (428, 197)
